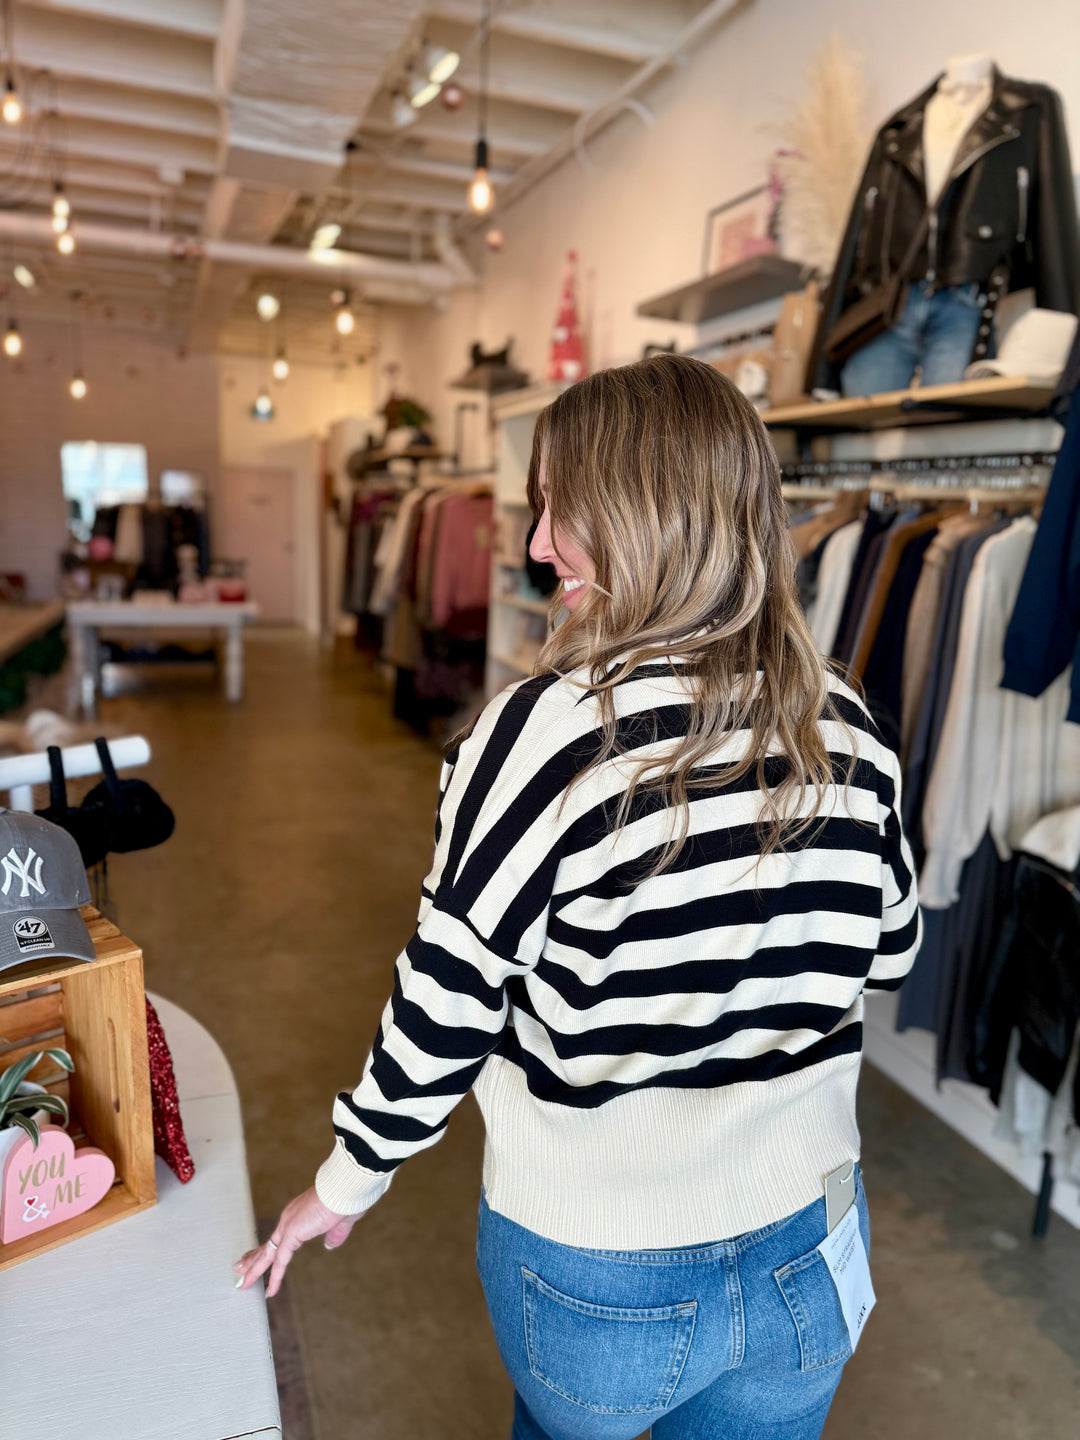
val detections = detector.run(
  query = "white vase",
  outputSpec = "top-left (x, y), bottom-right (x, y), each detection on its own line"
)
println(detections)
top-left (0, 1083), bottom-right (51, 1224)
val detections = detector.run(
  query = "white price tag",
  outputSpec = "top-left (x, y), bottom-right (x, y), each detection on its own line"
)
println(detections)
top-left (817, 1202), bottom-right (876, 1351)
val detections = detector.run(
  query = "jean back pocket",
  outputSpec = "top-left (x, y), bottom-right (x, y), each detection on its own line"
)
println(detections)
top-left (521, 1267), bottom-right (697, 1415)
top-left (773, 1247), bottom-right (853, 1371)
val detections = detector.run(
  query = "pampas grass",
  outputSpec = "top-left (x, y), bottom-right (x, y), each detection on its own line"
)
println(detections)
top-left (772, 36), bottom-right (870, 278)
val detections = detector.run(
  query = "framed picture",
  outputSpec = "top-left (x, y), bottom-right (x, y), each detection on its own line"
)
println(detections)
top-left (702, 185), bottom-right (778, 276)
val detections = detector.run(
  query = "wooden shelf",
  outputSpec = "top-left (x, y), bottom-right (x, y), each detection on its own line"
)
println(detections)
top-left (764, 375), bottom-right (1058, 433)
top-left (491, 382), bottom-right (568, 420)
top-left (496, 593), bottom-right (551, 616)
top-left (637, 255), bottom-right (807, 326)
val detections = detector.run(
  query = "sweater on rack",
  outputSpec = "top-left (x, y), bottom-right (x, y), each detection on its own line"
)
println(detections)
top-left (315, 661), bottom-right (921, 1248)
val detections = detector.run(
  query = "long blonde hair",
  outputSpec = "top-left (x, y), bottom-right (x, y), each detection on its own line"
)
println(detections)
top-left (527, 353), bottom-right (848, 869)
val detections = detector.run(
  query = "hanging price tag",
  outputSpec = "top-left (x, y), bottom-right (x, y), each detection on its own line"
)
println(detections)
top-left (817, 1202), bottom-right (876, 1351)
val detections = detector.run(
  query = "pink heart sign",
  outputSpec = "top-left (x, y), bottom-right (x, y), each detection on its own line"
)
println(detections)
top-left (1, 1124), bottom-right (115, 1244)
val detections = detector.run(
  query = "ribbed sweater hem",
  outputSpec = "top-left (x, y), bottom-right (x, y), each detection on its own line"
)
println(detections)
top-left (474, 1050), bottom-right (863, 1250)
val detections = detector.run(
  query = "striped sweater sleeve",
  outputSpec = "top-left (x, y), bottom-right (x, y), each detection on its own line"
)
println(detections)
top-left (315, 679), bottom-right (558, 1216)
top-left (866, 743), bottom-right (922, 991)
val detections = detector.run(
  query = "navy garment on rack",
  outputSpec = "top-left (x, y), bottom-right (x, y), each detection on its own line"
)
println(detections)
top-left (827, 508), bottom-right (895, 661)
top-left (901, 521), bottom-right (1008, 855)
top-left (1000, 398), bottom-right (1080, 723)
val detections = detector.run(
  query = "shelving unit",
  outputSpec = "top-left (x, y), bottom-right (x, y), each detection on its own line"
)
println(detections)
top-left (637, 255), bottom-right (807, 326)
top-left (485, 382), bottom-right (566, 698)
top-left (764, 375), bottom-right (1057, 434)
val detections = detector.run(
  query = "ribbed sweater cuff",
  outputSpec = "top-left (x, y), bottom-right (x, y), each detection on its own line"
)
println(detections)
top-left (314, 1138), bottom-right (394, 1216)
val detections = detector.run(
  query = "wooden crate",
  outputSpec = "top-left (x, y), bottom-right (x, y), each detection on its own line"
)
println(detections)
top-left (0, 905), bottom-right (156, 1270)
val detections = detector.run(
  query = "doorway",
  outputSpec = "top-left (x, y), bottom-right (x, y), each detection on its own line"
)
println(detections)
top-left (220, 467), bottom-right (297, 624)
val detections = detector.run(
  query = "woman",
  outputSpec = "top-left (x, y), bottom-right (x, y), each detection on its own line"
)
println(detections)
top-left (236, 354), bottom-right (920, 1439)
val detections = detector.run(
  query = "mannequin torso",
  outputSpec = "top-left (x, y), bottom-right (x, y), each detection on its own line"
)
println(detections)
top-left (924, 53), bottom-right (994, 203)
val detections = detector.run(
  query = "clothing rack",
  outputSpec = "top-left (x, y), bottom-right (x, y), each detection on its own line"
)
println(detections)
top-left (0, 735), bottom-right (150, 812)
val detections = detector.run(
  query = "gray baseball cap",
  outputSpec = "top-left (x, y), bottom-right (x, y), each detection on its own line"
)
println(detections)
top-left (0, 810), bottom-right (95, 973)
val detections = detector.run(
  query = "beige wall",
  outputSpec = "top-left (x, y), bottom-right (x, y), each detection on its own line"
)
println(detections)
top-left (378, 0), bottom-right (1080, 450)
top-left (0, 324), bottom-right (219, 600)
top-left (219, 355), bottom-right (376, 634)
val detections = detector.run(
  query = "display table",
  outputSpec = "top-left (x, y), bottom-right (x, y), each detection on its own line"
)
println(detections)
top-left (0, 996), bottom-right (281, 1440)
top-left (0, 600), bottom-right (66, 665)
top-left (66, 601), bottom-right (260, 715)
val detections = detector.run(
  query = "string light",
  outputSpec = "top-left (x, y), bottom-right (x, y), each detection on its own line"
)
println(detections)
top-left (1, 77), bottom-right (20, 126)
top-left (3, 319), bottom-right (21, 357)
top-left (57, 230), bottom-right (75, 254)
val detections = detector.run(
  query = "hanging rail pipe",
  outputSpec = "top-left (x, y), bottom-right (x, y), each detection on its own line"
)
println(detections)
top-left (0, 735), bottom-right (151, 813)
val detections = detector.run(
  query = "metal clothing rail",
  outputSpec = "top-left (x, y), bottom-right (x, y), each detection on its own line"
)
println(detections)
top-left (0, 735), bottom-right (151, 813)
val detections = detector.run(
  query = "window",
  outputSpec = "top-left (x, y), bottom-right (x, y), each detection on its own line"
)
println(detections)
top-left (61, 442), bottom-right (149, 539)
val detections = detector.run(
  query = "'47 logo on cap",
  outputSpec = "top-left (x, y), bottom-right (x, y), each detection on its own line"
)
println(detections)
top-left (1, 846), bottom-right (46, 899)
top-left (12, 917), bottom-right (54, 952)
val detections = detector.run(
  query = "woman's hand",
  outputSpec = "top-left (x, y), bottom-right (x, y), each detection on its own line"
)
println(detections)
top-left (233, 1186), bottom-right (359, 1298)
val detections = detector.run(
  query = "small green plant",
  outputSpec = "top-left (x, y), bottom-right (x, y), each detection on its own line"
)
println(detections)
top-left (0, 1047), bottom-right (74, 1149)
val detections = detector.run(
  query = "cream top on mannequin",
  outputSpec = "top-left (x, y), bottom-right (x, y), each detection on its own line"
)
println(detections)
top-left (924, 52), bottom-right (995, 203)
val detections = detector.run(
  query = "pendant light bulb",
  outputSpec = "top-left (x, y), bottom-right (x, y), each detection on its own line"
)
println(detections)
top-left (3, 320), bottom-right (21, 357)
top-left (70, 374), bottom-right (87, 400)
top-left (57, 230), bottom-right (75, 255)
top-left (335, 306), bottom-right (355, 336)
top-left (272, 352), bottom-right (290, 381)
top-left (256, 292), bottom-right (280, 321)
top-left (51, 212), bottom-right (69, 234)
top-left (52, 185), bottom-right (70, 220)
top-left (2, 79), bottom-right (21, 126)
top-left (468, 139), bottom-right (493, 215)
top-left (253, 390), bottom-right (273, 419)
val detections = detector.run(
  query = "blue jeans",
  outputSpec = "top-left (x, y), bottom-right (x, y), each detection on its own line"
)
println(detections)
top-left (841, 281), bottom-right (986, 396)
top-left (477, 1171), bottom-right (870, 1440)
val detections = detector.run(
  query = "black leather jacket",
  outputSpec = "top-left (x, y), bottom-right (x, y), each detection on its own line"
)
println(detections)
top-left (809, 70), bottom-right (1080, 392)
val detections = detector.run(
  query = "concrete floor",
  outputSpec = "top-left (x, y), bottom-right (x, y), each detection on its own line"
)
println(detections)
top-left (89, 630), bottom-right (1080, 1439)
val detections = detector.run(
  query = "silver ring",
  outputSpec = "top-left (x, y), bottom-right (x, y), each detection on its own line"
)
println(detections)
top-left (266, 1239), bottom-right (279, 1251)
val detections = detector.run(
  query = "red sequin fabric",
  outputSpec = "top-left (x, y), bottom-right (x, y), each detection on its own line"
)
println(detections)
top-left (146, 997), bottom-right (195, 1184)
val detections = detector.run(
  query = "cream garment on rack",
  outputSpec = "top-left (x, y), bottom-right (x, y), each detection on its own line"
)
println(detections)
top-left (369, 487), bottom-right (426, 616)
top-left (900, 512), bottom-right (990, 761)
top-left (805, 520), bottom-right (862, 655)
top-left (919, 518), bottom-right (1036, 908)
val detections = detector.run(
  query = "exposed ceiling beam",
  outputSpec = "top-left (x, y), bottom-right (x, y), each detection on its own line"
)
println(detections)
top-left (16, 0), bottom-right (223, 42)
top-left (0, 117), bottom-right (217, 175)
top-left (428, 1), bottom-right (666, 66)
top-left (362, 114), bottom-right (548, 161)
top-left (11, 7), bottom-right (215, 100)
top-left (4, 180), bottom-right (204, 226)
top-left (349, 149), bottom-right (513, 188)
top-left (50, 75), bottom-right (219, 140)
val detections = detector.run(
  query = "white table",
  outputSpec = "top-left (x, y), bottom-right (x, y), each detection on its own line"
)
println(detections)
top-left (65, 601), bottom-right (260, 716)
top-left (0, 996), bottom-right (281, 1440)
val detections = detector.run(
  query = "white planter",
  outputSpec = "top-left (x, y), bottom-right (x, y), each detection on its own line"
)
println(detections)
top-left (0, 1083), bottom-right (50, 1223)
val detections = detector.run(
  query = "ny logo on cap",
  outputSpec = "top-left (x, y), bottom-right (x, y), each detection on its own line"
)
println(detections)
top-left (1, 846), bottom-right (46, 899)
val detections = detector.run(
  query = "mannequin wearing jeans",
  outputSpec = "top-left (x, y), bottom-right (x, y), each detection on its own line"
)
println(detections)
top-left (842, 52), bottom-right (995, 398)
top-left (840, 279), bottom-right (986, 396)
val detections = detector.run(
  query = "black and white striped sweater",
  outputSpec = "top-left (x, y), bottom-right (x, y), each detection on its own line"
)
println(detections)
top-left (316, 660), bottom-right (921, 1247)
